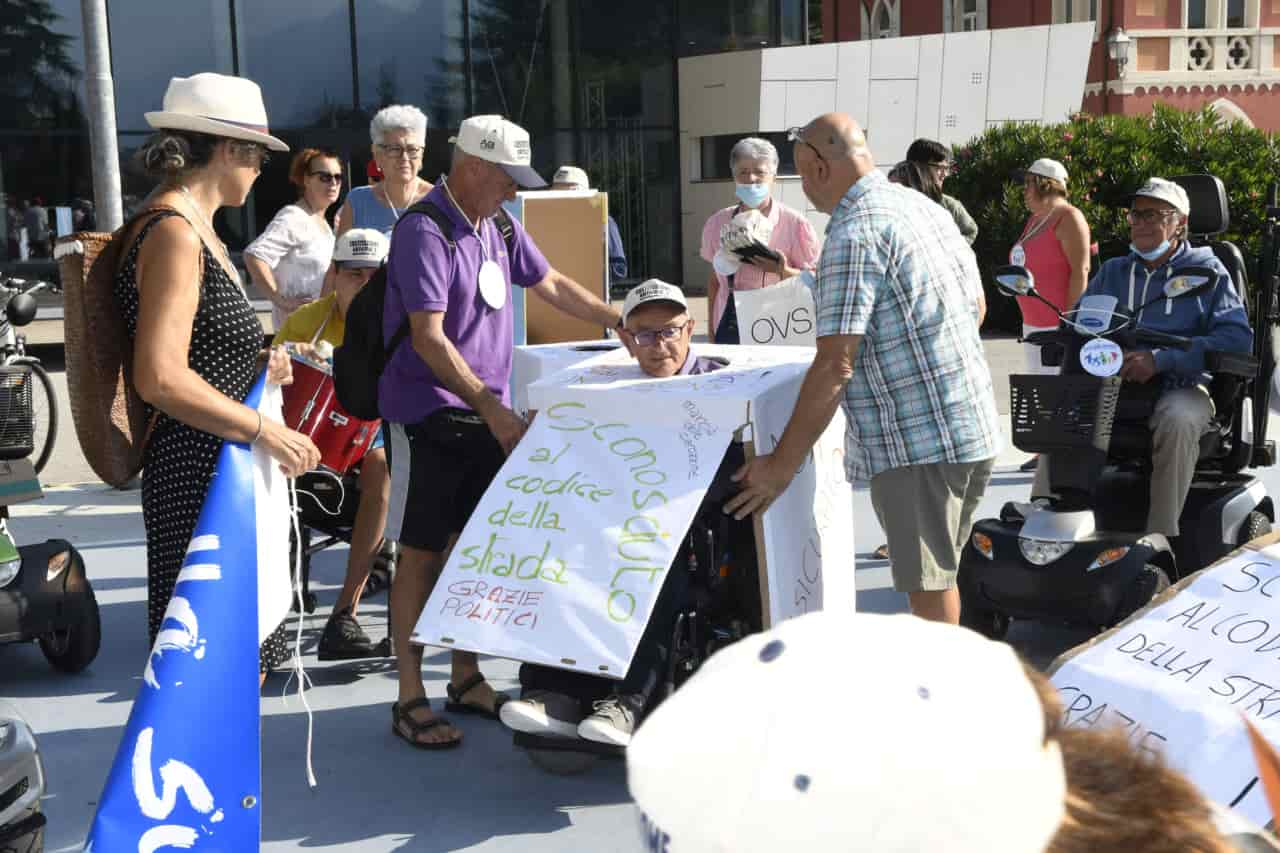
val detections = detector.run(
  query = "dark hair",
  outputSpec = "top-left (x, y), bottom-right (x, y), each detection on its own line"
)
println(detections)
top-left (888, 160), bottom-right (943, 204)
top-left (907, 138), bottom-right (952, 166)
top-left (288, 148), bottom-right (340, 189)
top-left (134, 129), bottom-right (221, 178)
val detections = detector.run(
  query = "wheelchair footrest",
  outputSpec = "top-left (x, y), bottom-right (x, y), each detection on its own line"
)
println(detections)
top-left (512, 731), bottom-right (625, 758)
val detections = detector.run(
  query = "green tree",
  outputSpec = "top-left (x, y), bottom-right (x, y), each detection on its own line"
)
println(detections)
top-left (0, 0), bottom-right (80, 129)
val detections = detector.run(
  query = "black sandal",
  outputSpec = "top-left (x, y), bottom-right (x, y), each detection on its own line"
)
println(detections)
top-left (391, 698), bottom-right (461, 750)
top-left (445, 673), bottom-right (510, 720)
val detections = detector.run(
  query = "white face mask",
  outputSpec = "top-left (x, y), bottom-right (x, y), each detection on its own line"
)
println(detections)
top-left (1131, 239), bottom-right (1172, 262)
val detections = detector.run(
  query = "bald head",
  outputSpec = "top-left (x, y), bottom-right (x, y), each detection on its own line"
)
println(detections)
top-left (793, 112), bottom-right (877, 214)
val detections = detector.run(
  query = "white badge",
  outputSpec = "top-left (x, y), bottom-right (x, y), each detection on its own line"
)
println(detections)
top-left (1010, 243), bottom-right (1026, 267)
top-left (478, 259), bottom-right (507, 310)
top-left (1080, 337), bottom-right (1123, 377)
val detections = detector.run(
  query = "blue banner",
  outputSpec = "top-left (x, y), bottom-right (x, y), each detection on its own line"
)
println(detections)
top-left (86, 376), bottom-right (268, 852)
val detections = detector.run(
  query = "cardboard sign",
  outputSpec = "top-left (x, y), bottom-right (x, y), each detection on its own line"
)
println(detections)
top-left (412, 397), bottom-right (736, 678)
top-left (1050, 540), bottom-right (1280, 825)
top-left (733, 277), bottom-right (817, 348)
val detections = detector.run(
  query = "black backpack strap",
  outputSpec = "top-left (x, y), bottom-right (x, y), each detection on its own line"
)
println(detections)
top-left (382, 201), bottom-right (453, 360)
top-left (493, 207), bottom-right (516, 252)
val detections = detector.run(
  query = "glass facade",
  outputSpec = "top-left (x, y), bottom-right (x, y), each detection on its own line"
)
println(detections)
top-left (1, 0), bottom-right (807, 282)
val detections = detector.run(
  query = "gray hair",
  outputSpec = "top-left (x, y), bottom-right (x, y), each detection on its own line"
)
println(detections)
top-left (370, 105), bottom-right (427, 145)
top-left (729, 137), bottom-right (779, 176)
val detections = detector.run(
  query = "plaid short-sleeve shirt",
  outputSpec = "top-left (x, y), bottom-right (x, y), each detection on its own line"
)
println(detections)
top-left (816, 171), bottom-right (1002, 481)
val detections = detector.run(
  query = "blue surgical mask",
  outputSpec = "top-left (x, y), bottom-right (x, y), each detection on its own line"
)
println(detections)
top-left (735, 182), bottom-right (770, 209)
top-left (1130, 240), bottom-right (1172, 262)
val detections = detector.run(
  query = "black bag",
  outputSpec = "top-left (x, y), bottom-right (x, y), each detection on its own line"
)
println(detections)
top-left (332, 200), bottom-right (516, 420)
top-left (713, 273), bottom-right (740, 345)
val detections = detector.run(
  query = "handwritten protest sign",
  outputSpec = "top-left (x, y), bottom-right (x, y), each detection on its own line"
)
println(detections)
top-left (733, 276), bottom-right (817, 348)
top-left (412, 396), bottom-right (736, 678)
top-left (1051, 541), bottom-right (1280, 825)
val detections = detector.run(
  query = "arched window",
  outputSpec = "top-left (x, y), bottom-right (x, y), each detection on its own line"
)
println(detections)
top-left (942, 0), bottom-right (985, 31)
top-left (870, 0), bottom-right (897, 38)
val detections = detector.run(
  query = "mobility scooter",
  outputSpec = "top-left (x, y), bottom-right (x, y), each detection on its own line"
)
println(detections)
top-left (957, 175), bottom-right (1277, 638)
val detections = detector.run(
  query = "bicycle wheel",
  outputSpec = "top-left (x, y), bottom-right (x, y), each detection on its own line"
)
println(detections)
top-left (25, 361), bottom-right (57, 474)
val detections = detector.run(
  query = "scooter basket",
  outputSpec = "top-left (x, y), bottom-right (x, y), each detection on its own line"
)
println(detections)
top-left (0, 366), bottom-right (34, 461)
top-left (1010, 374), bottom-right (1122, 455)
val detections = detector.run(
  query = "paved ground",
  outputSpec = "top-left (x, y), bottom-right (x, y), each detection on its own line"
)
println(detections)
top-left (1, 308), bottom-right (1264, 851)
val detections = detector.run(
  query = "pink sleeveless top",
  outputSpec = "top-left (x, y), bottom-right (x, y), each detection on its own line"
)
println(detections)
top-left (1012, 213), bottom-right (1072, 328)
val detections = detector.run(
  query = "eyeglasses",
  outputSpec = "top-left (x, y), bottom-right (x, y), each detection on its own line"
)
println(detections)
top-left (309, 171), bottom-right (343, 184)
top-left (627, 319), bottom-right (690, 348)
top-left (231, 141), bottom-right (271, 167)
top-left (1127, 208), bottom-right (1178, 225)
top-left (377, 143), bottom-right (424, 160)
top-left (787, 126), bottom-right (826, 166)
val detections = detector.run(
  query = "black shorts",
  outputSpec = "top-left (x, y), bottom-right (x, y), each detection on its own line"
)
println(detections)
top-left (384, 408), bottom-right (506, 553)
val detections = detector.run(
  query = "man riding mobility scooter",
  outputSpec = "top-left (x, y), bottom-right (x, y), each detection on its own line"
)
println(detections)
top-left (958, 175), bottom-right (1277, 639)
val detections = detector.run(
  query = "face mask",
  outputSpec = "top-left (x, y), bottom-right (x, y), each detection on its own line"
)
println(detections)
top-left (735, 182), bottom-right (770, 209)
top-left (1130, 240), bottom-right (1172, 262)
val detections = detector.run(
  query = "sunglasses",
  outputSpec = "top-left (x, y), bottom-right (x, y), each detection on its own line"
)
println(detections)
top-left (309, 171), bottom-right (343, 184)
top-left (1127, 208), bottom-right (1179, 225)
top-left (787, 126), bottom-right (826, 166)
top-left (627, 319), bottom-right (690, 348)
top-left (377, 143), bottom-right (424, 160)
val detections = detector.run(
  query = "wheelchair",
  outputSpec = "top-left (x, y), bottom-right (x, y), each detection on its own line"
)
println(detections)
top-left (290, 462), bottom-right (397, 658)
top-left (958, 174), bottom-right (1278, 638)
top-left (513, 441), bottom-right (763, 774)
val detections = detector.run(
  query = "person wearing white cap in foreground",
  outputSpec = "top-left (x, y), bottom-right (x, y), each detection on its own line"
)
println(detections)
top-left (125, 73), bottom-right (320, 683)
top-left (552, 165), bottom-right (629, 281)
top-left (381, 115), bottom-right (622, 749)
top-left (628, 611), bottom-right (1067, 853)
top-left (1030, 177), bottom-right (1252, 539)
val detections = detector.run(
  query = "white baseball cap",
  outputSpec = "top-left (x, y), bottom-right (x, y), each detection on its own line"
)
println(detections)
top-left (627, 612), bottom-right (1067, 853)
top-left (621, 280), bottom-right (689, 325)
top-left (1129, 177), bottom-right (1191, 217)
top-left (333, 228), bottom-right (388, 268)
top-left (146, 73), bottom-right (289, 152)
top-left (552, 165), bottom-right (590, 190)
top-left (1021, 157), bottom-right (1069, 186)
top-left (450, 114), bottom-right (546, 188)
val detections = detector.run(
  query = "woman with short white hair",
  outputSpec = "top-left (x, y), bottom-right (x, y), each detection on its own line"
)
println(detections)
top-left (335, 104), bottom-right (432, 237)
top-left (699, 136), bottom-right (820, 342)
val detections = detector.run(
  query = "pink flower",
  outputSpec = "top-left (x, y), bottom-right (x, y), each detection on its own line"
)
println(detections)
top-left (1062, 131), bottom-right (1075, 141)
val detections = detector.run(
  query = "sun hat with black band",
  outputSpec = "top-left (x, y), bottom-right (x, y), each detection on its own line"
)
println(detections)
top-left (449, 115), bottom-right (547, 189)
top-left (145, 73), bottom-right (289, 152)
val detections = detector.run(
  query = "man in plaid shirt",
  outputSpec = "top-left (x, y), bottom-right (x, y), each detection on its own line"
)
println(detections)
top-left (727, 113), bottom-right (1002, 624)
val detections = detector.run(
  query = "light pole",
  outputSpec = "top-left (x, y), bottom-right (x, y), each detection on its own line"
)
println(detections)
top-left (80, 0), bottom-right (123, 231)
top-left (1105, 27), bottom-right (1133, 115)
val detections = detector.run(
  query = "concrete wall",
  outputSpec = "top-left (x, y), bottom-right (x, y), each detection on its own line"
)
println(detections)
top-left (676, 22), bottom-right (1096, 287)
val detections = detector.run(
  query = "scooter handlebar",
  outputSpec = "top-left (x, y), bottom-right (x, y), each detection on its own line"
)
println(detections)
top-left (1021, 327), bottom-right (1193, 351)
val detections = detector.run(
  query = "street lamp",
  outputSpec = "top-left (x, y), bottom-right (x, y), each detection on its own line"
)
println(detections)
top-left (1107, 27), bottom-right (1133, 78)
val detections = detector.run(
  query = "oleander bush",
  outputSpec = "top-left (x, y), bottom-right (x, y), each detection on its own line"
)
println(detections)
top-left (946, 105), bottom-right (1280, 333)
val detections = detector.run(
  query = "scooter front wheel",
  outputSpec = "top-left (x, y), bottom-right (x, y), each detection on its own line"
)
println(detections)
top-left (38, 579), bottom-right (101, 673)
top-left (960, 606), bottom-right (1010, 640)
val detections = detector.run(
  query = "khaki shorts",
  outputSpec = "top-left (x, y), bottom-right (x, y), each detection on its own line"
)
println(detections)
top-left (870, 458), bottom-right (995, 593)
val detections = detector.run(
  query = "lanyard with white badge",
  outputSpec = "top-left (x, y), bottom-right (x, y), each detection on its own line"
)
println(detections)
top-left (442, 177), bottom-right (507, 310)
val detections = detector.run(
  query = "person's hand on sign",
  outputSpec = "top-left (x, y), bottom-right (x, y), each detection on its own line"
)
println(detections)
top-left (1119, 350), bottom-right (1158, 383)
top-left (724, 452), bottom-right (795, 520)
top-left (486, 404), bottom-right (529, 456)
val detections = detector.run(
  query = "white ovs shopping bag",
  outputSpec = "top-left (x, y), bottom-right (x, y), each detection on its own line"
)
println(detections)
top-left (733, 276), bottom-right (817, 347)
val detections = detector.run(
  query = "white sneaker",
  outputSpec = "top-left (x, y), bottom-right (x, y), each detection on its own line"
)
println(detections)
top-left (577, 695), bottom-right (639, 747)
top-left (499, 690), bottom-right (582, 739)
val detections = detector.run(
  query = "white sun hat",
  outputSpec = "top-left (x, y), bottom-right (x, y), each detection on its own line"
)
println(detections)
top-left (145, 73), bottom-right (289, 152)
top-left (628, 611), bottom-right (1067, 853)
top-left (450, 114), bottom-right (546, 188)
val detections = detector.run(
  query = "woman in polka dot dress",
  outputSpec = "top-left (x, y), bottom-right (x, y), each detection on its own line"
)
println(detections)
top-left (115, 74), bottom-right (321, 679)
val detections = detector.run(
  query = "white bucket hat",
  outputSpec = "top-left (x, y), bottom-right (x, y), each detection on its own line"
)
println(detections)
top-left (145, 73), bottom-right (289, 152)
top-left (628, 611), bottom-right (1067, 853)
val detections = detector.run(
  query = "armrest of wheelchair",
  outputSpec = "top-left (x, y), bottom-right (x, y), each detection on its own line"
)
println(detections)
top-left (1205, 351), bottom-right (1259, 378)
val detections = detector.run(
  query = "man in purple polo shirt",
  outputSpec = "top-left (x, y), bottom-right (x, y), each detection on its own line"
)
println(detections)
top-left (381, 115), bottom-right (622, 750)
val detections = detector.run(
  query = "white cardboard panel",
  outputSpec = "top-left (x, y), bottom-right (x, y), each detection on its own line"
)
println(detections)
top-left (870, 35), bottom-right (920, 80)
top-left (936, 29), bottom-right (992, 148)
top-left (988, 25), bottom-right (1050, 121)
top-left (760, 80), bottom-right (786, 131)
top-left (783, 80), bottom-right (838, 129)
top-left (867, 79), bottom-right (919, 167)
top-left (677, 51), bottom-right (764, 138)
top-left (913, 34), bottom-right (946, 142)
top-left (762, 43), bottom-right (838, 81)
top-left (834, 40), bottom-right (873, 126)
top-left (1043, 22), bottom-right (1097, 122)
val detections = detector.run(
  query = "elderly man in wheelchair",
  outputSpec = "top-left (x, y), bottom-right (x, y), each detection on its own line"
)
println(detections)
top-left (498, 281), bottom-right (750, 750)
top-left (1030, 177), bottom-right (1253, 542)
top-left (275, 228), bottom-right (394, 660)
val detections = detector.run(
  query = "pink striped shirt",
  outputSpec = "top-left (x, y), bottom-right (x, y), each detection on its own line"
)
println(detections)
top-left (700, 199), bottom-right (821, 332)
